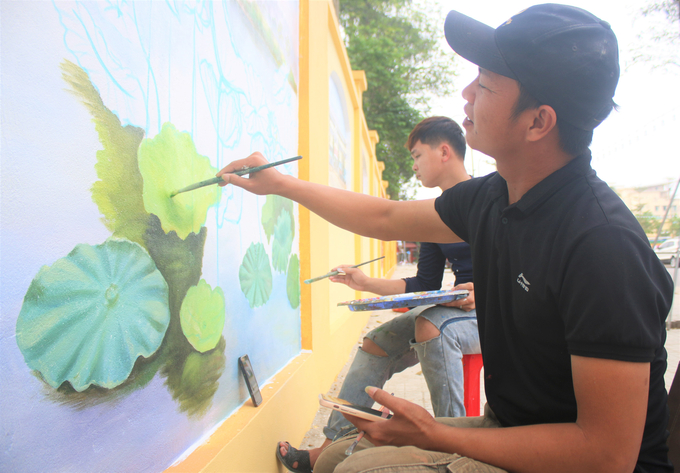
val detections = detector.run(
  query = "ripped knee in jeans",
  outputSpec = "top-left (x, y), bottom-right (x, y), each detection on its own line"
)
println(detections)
top-left (361, 337), bottom-right (388, 357)
top-left (415, 316), bottom-right (440, 343)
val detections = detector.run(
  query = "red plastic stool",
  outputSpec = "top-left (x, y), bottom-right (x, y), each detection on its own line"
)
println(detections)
top-left (462, 354), bottom-right (484, 416)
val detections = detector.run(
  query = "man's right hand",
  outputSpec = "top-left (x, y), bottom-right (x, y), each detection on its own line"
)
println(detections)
top-left (344, 387), bottom-right (442, 450)
top-left (329, 266), bottom-right (370, 291)
top-left (217, 151), bottom-right (287, 195)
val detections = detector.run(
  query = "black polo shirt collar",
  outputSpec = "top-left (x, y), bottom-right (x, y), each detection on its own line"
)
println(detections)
top-left (489, 151), bottom-right (593, 217)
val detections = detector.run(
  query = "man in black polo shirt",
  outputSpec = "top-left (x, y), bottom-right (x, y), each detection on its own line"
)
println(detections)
top-left (218, 4), bottom-right (674, 472)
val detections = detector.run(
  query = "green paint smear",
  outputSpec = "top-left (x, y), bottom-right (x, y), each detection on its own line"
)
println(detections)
top-left (239, 242), bottom-right (273, 308)
top-left (287, 253), bottom-right (300, 309)
top-left (144, 215), bottom-right (226, 416)
top-left (272, 209), bottom-right (293, 272)
top-left (164, 336), bottom-right (226, 418)
top-left (138, 123), bottom-right (220, 240)
top-left (61, 60), bottom-right (150, 247)
top-left (261, 195), bottom-right (295, 243)
top-left (144, 213), bottom-right (206, 349)
top-left (180, 280), bottom-right (226, 353)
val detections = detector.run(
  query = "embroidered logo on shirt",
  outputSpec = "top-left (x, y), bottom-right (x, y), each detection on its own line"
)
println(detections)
top-left (517, 273), bottom-right (530, 292)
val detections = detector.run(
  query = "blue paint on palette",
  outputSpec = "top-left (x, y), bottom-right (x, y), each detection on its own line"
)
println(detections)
top-left (338, 290), bottom-right (469, 311)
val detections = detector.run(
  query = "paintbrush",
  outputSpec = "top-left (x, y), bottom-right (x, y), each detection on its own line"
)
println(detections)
top-left (345, 400), bottom-right (391, 456)
top-left (304, 256), bottom-right (385, 284)
top-left (170, 155), bottom-right (302, 198)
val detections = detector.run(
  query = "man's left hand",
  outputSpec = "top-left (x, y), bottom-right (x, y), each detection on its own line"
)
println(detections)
top-left (441, 282), bottom-right (475, 311)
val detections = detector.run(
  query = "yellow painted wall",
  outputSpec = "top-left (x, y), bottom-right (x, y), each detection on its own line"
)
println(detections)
top-left (166, 1), bottom-right (396, 471)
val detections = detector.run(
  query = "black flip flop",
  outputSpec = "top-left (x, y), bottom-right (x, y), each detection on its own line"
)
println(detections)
top-left (275, 442), bottom-right (313, 473)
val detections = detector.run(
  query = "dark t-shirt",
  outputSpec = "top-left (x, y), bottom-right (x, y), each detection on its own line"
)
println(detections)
top-left (403, 242), bottom-right (472, 293)
top-left (434, 152), bottom-right (674, 472)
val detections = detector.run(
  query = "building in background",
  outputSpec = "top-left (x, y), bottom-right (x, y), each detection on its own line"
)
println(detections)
top-left (615, 181), bottom-right (680, 239)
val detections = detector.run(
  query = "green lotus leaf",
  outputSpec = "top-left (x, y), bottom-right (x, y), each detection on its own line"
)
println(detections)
top-left (287, 253), bottom-right (300, 309)
top-left (239, 242), bottom-right (273, 308)
top-left (180, 280), bottom-right (226, 353)
top-left (261, 195), bottom-right (295, 243)
top-left (138, 122), bottom-right (220, 240)
top-left (272, 209), bottom-right (293, 272)
top-left (16, 239), bottom-right (170, 392)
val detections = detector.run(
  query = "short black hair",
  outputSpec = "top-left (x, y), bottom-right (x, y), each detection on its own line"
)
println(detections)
top-left (406, 116), bottom-right (466, 160)
top-left (511, 84), bottom-right (594, 157)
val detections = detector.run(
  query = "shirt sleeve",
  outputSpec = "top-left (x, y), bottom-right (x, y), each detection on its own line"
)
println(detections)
top-left (559, 224), bottom-right (673, 362)
top-left (403, 242), bottom-right (446, 293)
top-left (435, 175), bottom-right (493, 243)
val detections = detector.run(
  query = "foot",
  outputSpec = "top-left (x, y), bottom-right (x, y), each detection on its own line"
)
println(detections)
top-left (276, 439), bottom-right (331, 472)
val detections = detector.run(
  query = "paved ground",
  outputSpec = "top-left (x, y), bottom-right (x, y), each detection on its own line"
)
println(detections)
top-left (297, 263), bottom-right (680, 450)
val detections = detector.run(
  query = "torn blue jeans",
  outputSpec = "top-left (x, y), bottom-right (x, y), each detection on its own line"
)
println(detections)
top-left (323, 305), bottom-right (480, 441)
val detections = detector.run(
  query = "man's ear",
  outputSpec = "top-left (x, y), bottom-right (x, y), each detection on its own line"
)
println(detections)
top-left (439, 143), bottom-right (452, 162)
top-left (527, 105), bottom-right (558, 142)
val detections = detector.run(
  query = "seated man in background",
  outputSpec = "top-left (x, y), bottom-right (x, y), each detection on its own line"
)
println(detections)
top-left (277, 117), bottom-right (481, 473)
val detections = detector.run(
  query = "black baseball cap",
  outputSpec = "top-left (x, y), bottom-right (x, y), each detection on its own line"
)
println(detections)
top-left (444, 3), bottom-right (619, 131)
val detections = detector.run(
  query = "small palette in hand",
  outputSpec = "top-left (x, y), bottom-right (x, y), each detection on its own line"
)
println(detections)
top-left (337, 289), bottom-right (468, 312)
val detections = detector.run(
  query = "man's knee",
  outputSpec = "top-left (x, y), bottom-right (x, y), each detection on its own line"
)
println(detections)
top-left (415, 316), bottom-right (440, 343)
top-left (362, 337), bottom-right (388, 357)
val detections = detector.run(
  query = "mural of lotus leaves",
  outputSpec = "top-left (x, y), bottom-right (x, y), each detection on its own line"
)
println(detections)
top-left (261, 195), bottom-right (294, 243)
top-left (16, 239), bottom-right (170, 392)
top-left (286, 253), bottom-right (300, 309)
top-left (272, 209), bottom-right (293, 272)
top-left (180, 279), bottom-right (226, 353)
top-left (239, 242), bottom-right (273, 308)
top-left (138, 122), bottom-right (221, 240)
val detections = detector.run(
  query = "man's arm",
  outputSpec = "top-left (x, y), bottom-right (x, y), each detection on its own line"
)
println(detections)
top-left (218, 153), bottom-right (461, 243)
top-left (329, 267), bottom-right (476, 312)
top-left (332, 241), bottom-right (447, 296)
top-left (351, 355), bottom-right (649, 473)
top-left (329, 266), bottom-right (407, 295)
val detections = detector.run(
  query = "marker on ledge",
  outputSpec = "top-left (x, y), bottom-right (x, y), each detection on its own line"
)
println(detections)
top-left (304, 256), bottom-right (385, 284)
top-left (170, 155), bottom-right (302, 198)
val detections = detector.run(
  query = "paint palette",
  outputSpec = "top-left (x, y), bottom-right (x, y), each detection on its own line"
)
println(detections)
top-left (338, 289), bottom-right (469, 312)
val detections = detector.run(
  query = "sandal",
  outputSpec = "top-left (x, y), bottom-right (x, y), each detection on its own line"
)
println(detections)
top-left (275, 441), bottom-right (313, 473)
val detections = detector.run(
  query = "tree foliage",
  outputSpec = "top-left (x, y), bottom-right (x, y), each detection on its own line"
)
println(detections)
top-left (633, 204), bottom-right (660, 235)
top-left (669, 216), bottom-right (680, 236)
top-left (630, 0), bottom-right (679, 70)
top-left (339, 0), bottom-right (457, 199)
